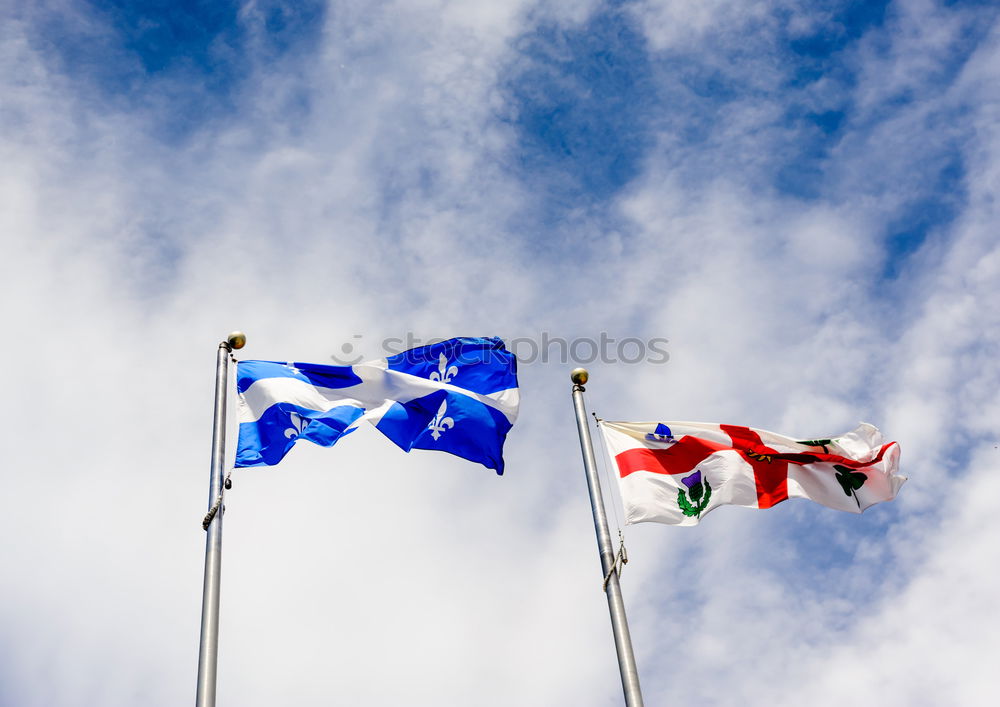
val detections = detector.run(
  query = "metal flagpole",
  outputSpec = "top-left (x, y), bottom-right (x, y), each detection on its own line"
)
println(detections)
top-left (570, 368), bottom-right (644, 707)
top-left (196, 331), bottom-right (245, 707)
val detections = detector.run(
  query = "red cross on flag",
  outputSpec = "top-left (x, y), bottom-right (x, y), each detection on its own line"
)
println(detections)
top-left (600, 421), bottom-right (905, 525)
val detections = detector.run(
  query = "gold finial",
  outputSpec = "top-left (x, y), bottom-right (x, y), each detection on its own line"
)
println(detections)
top-left (227, 331), bottom-right (247, 350)
top-left (571, 368), bottom-right (589, 386)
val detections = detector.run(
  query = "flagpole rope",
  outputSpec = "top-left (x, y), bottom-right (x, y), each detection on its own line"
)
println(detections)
top-left (592, 413), bottom-right (629, 587)
top-left (202, 352), bottom-right (238, 531)
top-left (202, 469), bottom-right (232, 531)
top-left (603, 532), bottom-right (629, 590)
top-left (592, 413), bottom-right (625, 535)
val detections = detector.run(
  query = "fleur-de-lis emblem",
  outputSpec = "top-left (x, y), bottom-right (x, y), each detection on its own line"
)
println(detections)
top-left (645, 423), bottom-right (675, 443)
top-left (428, 353), bottom-right (458, 384)
top-left (427, 400), bottom-right (455, 440)
top-left (285, 412), bottom-right (306, 439)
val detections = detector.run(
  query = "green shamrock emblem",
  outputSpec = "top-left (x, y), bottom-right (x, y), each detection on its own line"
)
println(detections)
top-left (834, 464), bottom-right (867, 509)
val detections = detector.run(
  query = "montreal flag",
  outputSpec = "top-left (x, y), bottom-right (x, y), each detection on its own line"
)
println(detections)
top-left (600, 421), bottom-right (905, 526)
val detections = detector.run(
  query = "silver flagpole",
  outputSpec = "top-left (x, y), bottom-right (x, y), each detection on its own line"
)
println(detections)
top-left (196, 331), bottom-right (245, 707)
top-left (570, 368), bottom-right (644, 707)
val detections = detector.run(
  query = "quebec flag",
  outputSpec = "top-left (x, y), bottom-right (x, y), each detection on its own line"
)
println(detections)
top-left (235, 337), bottom-right (519, 474)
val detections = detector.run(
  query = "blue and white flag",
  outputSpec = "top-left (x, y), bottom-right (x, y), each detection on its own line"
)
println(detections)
top-left (235, 337), bottom-right (519, 474)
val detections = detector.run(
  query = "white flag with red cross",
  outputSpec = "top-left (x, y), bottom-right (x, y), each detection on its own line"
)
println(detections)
top-left (600, 421), bottom-right (905, 526)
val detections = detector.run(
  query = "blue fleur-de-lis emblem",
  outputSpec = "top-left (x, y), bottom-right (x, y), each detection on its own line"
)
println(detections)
top-left (284, 411), bottom-right (306, 439)
top-left (429, 353), bottom-right (458, 384)
top-left (427, 400), bottom-right (455, 440)
top-left (645, 423), bottom-right (675, 443)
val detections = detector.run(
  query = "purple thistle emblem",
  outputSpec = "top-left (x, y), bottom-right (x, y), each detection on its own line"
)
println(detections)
top-left (677, 469), bottom-right (712, 518)
top-left (681, 471), bottom-right (704, 501)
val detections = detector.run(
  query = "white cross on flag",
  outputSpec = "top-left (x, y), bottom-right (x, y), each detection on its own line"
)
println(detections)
top-left (600, 421), bottom-right (905, 526)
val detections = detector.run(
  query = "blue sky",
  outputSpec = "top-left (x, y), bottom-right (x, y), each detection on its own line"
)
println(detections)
top-left (2, 1), bottom-right (999, 705)
top-left (22, 0), bottom-right (983, 271)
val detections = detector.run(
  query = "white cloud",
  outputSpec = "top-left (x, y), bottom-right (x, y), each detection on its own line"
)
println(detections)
top-left (628, 0), bottom-right (777, 52)
top-left (1, 1), bottom-right (998, 705)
